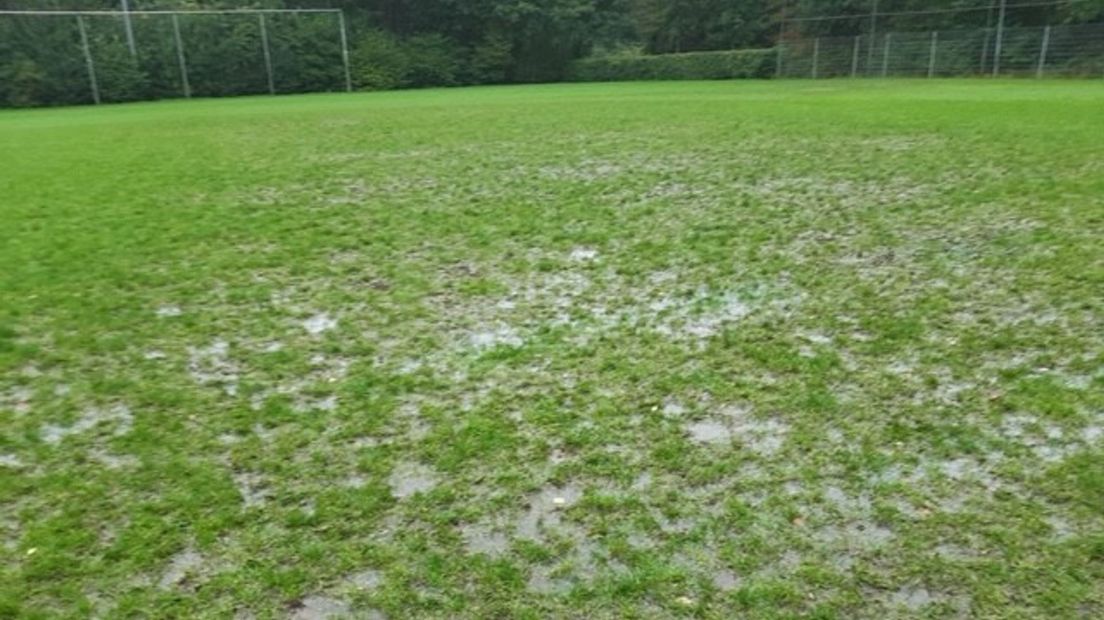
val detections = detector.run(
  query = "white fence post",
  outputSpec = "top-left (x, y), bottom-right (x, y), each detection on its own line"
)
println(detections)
top-left (120, 0), bottom-right (137, 59)
top-left (76, 15), bottom-right (100, 105)
top-left (171, 14), bottom-right (190, 98)
top-left (928, 31), bottom-right (938, 78)
top-left (1037, 25), bottom-right (1051, 78)
top-left (993, 0), bottom-right (1007, 76)
top-left (812, 37), bottom-right (820, 79)
top-left (258, 13), bottom-right (275, 95)
top-left (882, 33), bottom-right (892, 77)
top-left (851, 35), bottom-right (861, 77)
top-left (338, 10), bottom-right (352, 92)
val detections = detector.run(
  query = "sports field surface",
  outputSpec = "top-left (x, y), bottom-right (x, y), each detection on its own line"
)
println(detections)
top-left (2, 80), bottom-right (1103, 619)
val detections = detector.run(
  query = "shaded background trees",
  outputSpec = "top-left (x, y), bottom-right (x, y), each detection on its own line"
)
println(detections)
top-left (1, 0), bottom-right (1102, 106)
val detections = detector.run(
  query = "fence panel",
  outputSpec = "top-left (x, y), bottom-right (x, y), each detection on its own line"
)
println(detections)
top-left (780, 22), bottom-right (1104, 79)
top-left (0, 9), bottom-right (348, 107)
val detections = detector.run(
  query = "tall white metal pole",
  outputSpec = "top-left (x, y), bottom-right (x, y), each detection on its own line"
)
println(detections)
top-left (171, 14), bottom-right (190, 98)
top-left (993, 0), bottom-right (1007, 77)
top-left (77, 15), bottom-right (101, 105)
top-left (338, 10), bottom-right (353, 92)
top-left (120, 0), bottom-right (137, 59)
top-left (928, 31), bottom-right (938, 78)
top-left (866, 0), bottom-right (879, 75)
top-left (1036, 25), bottom-right (1050, 78)
top-left (981, 1), bottom-right (995, 73)
top-left (259, 14), bottom-right (275, 95)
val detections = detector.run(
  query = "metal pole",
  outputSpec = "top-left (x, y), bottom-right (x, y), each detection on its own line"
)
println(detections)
top-left (928, 31), bottom-right (938, 78)
top-left (812, 37), bottom-right (820, 79)
top-left (775, 2), bottom-right (787, 79)
top-left (338, 10), bottom-right (353, 92)
top-left (258, 14), bottom-right (275, 95)
top-left (120, 0), bottom-right (137, 59)
top-left (993, 0), bottom-right (1007, 77)
top-left (882, 33), bottom-right (891, 77)
top-left (981, 2), bottom-right (994, 74)
top-left (171, 14), bottom-right (191, 98)
top-left (866, 0), bottom-right (879, 74)
top-left (851, 35), bottom-right (861, 77)
top-left (77, 15), bottom-right (101, 105)
top-left (1036, 25), bottom-right (1050, 78)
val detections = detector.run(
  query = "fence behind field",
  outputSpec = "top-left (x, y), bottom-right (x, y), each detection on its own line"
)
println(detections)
top-left (778, 22), bottom-right (1104, 79)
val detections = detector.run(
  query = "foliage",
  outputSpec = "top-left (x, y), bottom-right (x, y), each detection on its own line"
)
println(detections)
top-left (570, 47), bottom-right (775, 80)
top-left (0, 0), bottom-right (1102, 104)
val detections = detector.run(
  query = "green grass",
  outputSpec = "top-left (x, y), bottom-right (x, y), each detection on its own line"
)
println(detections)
top-left (2, 79), bottom-right (1103, 619)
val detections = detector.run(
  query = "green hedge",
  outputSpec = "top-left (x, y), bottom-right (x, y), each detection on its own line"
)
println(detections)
top-left (569, 48), bottom-right (777, 82)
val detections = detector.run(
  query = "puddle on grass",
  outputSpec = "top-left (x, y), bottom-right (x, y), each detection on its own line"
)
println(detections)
top-left (569, 247), bottom-right (599, 262)
top-left (388, 462), bottom-right (438, 499)
top-left (40, 404), bottom-right (133, 445)
top-left (290, 595), bottom-right (352, 620)
top-left (516, 484), bottom-right (583, 540)
top-left (302, 313), bottom-right (337, 336)
top-left (2, 386), bottom-right (33, 415)
top-left (295, 394), bottom-right (338, 413)
top-left (233, 472), bottom-right (270, 508)
top-left (461, 524), bottom-right (510, 556)
top-left (661, 398), bottom-right (687, 418)
top-left (890, 585), bottom-right (941, 611)
top-left (815, 521), bottom-right (894, 550)
top-left (155, 305), bottom-right (183, 318)
top-left (686, 420), bottom-right (731, 444)
top-left (684, 406), bottom-right (789, 455)
top-left (712, 569), bottom-right (742, 591)
top-left (527, 566), bottom-right (571, 595)
top-left (346, 569), bottom-right (382, 590)
top-left (158, 547), bottom-right (203, 590)
top-left (89, 449), bottom-right (139, 470)
top-left (188, 340), bottom-right (239, 395)
top-left (469, 325), bottom-right (524, 350)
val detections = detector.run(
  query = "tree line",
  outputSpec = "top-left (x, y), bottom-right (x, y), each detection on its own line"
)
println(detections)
top-left (2, 0), bottom-right (1102, 107)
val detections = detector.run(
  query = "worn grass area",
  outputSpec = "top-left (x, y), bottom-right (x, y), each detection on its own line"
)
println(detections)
top-left (2, 80), bottom-right (1103, 619)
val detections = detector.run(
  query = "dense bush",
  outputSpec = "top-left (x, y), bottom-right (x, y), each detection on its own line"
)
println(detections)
top-left (569, 48), bottom-right (777, 82)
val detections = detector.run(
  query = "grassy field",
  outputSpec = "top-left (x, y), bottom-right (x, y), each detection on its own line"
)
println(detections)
top-left (2, 80), bottom-right (1103, 619)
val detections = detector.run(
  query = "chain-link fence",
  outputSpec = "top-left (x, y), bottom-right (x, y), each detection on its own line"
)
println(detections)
top-left (778, 22), bottom-right (1104, 79)
top-left (0, 9), bottom-right (351, 107)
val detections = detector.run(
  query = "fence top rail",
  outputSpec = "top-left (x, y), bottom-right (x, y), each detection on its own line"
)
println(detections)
top-left (0, 9), bottom-right (342, 17)
top-left (782, 0), bottom-right (1095, 23)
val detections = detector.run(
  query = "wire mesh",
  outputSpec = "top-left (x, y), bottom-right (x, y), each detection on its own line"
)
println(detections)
top-left (0, 10), bottom-right (348, 106)
top-left (779, 22), bottom-right (1104, 78)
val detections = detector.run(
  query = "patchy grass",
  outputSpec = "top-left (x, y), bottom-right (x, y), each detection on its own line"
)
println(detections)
top-left (2, 80), bottom-right (1103, 619)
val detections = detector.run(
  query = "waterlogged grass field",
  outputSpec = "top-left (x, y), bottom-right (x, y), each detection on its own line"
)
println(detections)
top-left (2, 80), bottom-right (1103, 619)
